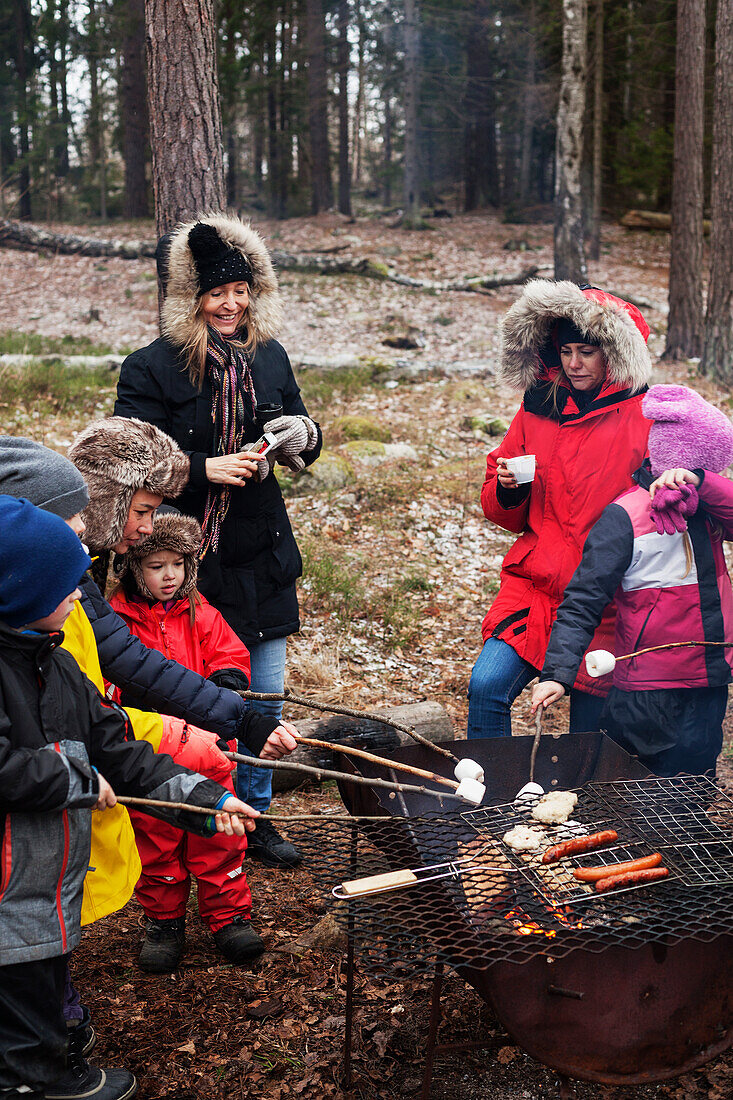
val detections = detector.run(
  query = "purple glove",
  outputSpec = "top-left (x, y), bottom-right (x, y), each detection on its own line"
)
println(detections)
top-left (650, 483), bottom-right (699, 535)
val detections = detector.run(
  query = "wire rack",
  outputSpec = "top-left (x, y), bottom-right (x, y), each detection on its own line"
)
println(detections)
top-left (281, 777), bottom-right (733, 974)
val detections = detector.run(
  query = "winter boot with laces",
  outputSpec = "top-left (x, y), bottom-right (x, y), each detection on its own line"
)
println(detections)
top-left (213, 917), bottom-right (266, 964)
top-left (66, 1005), bottom-right (95, 1059)
top-left (45, 1053), bottom-right (137, 1100)
top-left (246, 818), bottom-right (302, 868)
top-left (138, 915), bottom-right (186, 973)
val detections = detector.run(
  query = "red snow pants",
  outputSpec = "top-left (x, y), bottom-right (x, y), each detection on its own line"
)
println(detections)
top-left (128, 775), bottom-right (251, 932)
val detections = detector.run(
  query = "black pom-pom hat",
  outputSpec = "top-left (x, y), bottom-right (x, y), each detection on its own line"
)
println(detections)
top-left (188, 222), bottom-right (253, 296)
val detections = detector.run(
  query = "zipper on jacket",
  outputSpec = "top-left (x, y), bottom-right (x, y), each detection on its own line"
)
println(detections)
top-left (0, 817), bottom-right (12, 906)
top-left (53, 743), bottom-right (71, 952)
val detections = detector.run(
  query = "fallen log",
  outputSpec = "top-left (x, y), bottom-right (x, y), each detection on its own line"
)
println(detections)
top-left (268, 700), bottom-right (455, 792)
top-left (620, 209), bottom-right (711, 235)
top-left (0, 217), bottom-right (541, 292)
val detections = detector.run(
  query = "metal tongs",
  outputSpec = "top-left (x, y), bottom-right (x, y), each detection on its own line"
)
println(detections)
top-left (333, 843), bottom-right (518, 900)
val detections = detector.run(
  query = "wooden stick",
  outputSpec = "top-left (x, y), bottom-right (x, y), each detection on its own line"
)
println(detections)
top-left (293, 734), bottom-right (459, 791)
top-left (116, 797), bottom-right (393, 822)
top-left (224, 750), bottom-right (465, 802)
top-left (617, 639), bottom-right (733, 662)
top-left (529, 708), bottom-right (542, 785)
top-left (239, 689), bottom-right (459, 763)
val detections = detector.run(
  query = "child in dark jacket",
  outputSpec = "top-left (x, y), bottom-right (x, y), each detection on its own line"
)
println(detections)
top-left (532, 385), bottom-right (733, 776)
top-left (109, 512), bottom-right (298, 971)
top-left (0, 496), bottom-right (256, 1099)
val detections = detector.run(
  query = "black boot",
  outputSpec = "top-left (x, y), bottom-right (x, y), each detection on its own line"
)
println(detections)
top-left (45, 1056), bottom-right (137, 1100)
top-left (66, 1005), bottom-right (95, 1059)
top-left (213, 918), bottom-right (266, 964)
top-left (138, 915), bottom-right (186, 973)
top-left (246, 818), bottom-right (302, 868)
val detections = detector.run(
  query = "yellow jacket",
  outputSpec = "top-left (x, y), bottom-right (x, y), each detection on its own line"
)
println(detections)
top-left (62, 603), bottom-right (165, 925)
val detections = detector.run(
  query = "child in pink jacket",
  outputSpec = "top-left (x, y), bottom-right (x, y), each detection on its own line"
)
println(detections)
top-left (533, 385), bottom-right (733, 777)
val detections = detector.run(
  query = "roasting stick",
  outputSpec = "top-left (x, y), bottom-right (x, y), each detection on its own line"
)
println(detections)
top-left (529, 707), bottom-right (543, 786)
top-left (223, 750), bottom-right (469, 803)
top-left (116, 796), bottom-right (392, 822)
top-left (292, 734), bottom-right (460, 792)
top-left (238, 688), bottom-right (460, 763)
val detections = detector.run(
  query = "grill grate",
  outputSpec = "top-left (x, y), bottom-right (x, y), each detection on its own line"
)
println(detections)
top-left (281, 776), bottom-right (733, 975)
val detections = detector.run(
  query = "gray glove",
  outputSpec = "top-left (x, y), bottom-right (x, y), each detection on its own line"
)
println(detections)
top-left (264, 415), bottom-right (319, 471)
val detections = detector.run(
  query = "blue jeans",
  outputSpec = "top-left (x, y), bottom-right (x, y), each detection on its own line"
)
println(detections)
top-left (236, 636), bottom-right (287, 813)
top-left (466, 637), bottom-right (604, 739)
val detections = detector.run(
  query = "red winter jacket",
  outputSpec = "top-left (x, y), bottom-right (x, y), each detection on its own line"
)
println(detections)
top-left (108, 590), bottom-right (251, 686)
top-left (480, 281), bottom-right (653, 696)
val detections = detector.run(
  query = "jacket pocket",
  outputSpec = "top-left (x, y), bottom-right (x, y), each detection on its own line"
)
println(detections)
top-left (267, 514), bottom-right (302, 587)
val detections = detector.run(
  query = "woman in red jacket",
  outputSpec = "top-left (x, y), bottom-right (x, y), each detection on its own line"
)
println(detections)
top-left (109, 511), bottom-right (299, 972)
top-left (467, 280), bottom-right (653, 739)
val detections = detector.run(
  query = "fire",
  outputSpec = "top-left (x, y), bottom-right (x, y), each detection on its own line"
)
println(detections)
top-left (505, 904), bottom-right (584, 937)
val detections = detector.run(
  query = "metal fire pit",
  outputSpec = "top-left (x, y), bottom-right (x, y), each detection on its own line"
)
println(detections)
top-left (283, 732), bottom-right (733, 1084)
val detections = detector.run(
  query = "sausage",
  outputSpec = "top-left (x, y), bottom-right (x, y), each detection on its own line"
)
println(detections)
top-left (573, 853), bottom-right (663, 882)
top-left (595, 866), bottom-right (669, 893)
top-left (541, 830), bottom-right (618, 865)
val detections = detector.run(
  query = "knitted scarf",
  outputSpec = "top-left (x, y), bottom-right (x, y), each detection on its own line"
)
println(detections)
top-left (199, 329), bottom-right (257, 559)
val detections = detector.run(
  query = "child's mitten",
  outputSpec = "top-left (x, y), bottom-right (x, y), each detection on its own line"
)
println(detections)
top-left (650, 483), bottom-right (699, 535)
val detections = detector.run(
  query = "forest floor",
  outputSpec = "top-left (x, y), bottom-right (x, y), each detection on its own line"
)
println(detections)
top-left (1, 208), bottom-right (731, 1099)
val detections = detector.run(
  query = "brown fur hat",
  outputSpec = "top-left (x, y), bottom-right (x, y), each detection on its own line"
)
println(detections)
top-left (68, 417), bottom-right (190, 552)
top-left (122, 513), bottom-right (202, 600)
top-left (161, 213), bottom-right (282, 352)
top-left (500, 280), bottom-right (652, 393)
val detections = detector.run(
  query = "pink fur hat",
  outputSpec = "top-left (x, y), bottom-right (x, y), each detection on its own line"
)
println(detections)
top-left (642, 385), bottom-right (733, 476)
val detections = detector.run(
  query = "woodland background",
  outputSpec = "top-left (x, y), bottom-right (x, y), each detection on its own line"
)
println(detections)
top-left (1, 1), bottom-right (733, 1097)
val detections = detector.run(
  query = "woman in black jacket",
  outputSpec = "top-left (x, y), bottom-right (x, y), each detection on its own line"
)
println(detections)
top-left (115, 214), bottom-right (322, 867)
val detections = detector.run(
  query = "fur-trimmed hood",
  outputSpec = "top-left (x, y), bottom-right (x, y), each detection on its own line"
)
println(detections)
top-left (68, 417), bottom-right (190, 552)
top-left (121, 513), bottom-right (202, 600)
top-left (501, 280), bottom-right (652, 393)
top-left (161, 213), bottom-right (283, 352)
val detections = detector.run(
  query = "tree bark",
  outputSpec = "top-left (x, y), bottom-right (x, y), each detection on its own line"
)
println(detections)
top-left (382, 95), bottom-right (393, 207)
top-left (554, 0), bottom-right (588, 283)
top-left (13, 0), bottom-right (33, 220)
top-left (587, 0), bottom-right (603, 260)
top-left (87, 0), bottom-right (107, 221)
top-left (120, 0), bottom-right (149, 219)
top-left (144, 0), bottom-right (226, 236)
top-left (518, 0), bottom-right (537, 208)
top-left (702, 0), bottom-right (733, 381)
top-left (402, 0), bottom-right (421, 225)
top-left (665, 0), bottom-right (705, 360)
top-left (463, 1), bottom-right (500, 211)
top-left (337, 0), bottom-right (351, 216)
top-left (305, 0), bottom-right (333, 213)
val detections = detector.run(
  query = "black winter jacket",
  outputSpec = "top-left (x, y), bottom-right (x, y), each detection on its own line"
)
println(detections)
top-left (0, 620), bottom-right (229, 964)
top-left (115, 337), bottom-right (321, 645)
top-left (79, 572), bottom-right (277, 753)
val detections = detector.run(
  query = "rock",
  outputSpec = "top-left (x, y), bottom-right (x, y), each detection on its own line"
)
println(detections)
top-left (332, 415), bottom-right (392, 443)
top-left (488, 417), bottom-right (509, 436)
top-left (295, 913), bottom-right (348, 952)
top-left (298, 450), bottom-right (355, 492)
top-left (382, 330), bottom-right (426, 350)
top-left (384, 442), bottom-right (418, 461)
top-left (342, 439), bottom-right (387, 460)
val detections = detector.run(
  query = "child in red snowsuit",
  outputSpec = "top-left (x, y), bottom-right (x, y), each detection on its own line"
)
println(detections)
top-left (109, 512), bottom-right (297, 971)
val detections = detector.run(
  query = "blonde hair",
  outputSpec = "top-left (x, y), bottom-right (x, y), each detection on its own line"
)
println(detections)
top-left (182, 299), bottom-right (256, 389)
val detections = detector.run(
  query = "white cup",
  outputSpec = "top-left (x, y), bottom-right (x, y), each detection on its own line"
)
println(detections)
top-left (505, 455), bottom-right (536, 484)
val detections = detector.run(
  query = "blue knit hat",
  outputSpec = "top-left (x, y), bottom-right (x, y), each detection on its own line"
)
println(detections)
top-left (0, 495), bottom-right (91, 628)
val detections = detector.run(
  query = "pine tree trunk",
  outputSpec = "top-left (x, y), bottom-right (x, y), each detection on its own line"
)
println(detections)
top-left (305, 0), bottom-right (333, 213)
top-left (554, 0), bottom-right (588, 283)
top-left (665, 0), bottom-right (705, 359)
top-left (120, 0), bottom-right (149, 219)
top-left (14, 0), bottom-right (32, 220)
top-left (353, 1), bottom-right (365, 186)
top-left (464, 2), bottom-right (499, 211)
top-left (402, 0), bottom-right (421, 225)
top-left (337, 0), bottom-right (351, 216)
top-left (145, 0), bottom-right (226, 235)
top-left (383, 95), bottom-right (392, 206)
top-left (519, 0), bottom-right (537, 207)
top-left (702, 0), bottom-right (733, 381)
top-left (588, 0), bottom-right (603, 260)
top-left (87, 0), bottom-right (106, 221)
